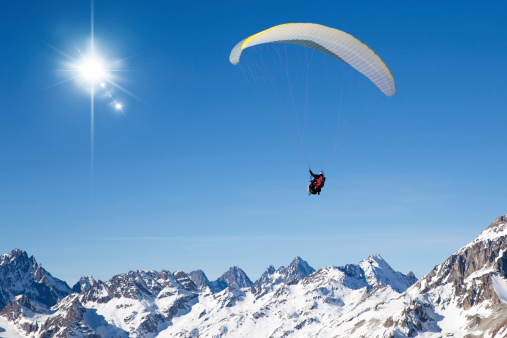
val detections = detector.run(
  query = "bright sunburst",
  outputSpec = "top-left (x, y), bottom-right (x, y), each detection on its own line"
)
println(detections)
top-left (46, 0), bottom-right (134, 175)
top-left (60, 46), bottom-right (126, 114)
top-left (79, 59), bottom-right (105, 83)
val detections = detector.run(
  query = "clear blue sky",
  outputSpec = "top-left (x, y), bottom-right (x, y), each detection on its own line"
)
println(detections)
top-left (1, 0), bottom-right (506, 285)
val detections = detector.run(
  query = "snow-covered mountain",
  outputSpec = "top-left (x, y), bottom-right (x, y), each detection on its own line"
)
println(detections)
top-left (2, 214), bottom-right (507, 337)
top-left (254, 256), bottom-right (316, 288)
top-left (0, 249), bottom-right (71, 310)
top-left (332, 214), bottom-right (507, 337)
top-left (0, 251), bottom-right (413, 337)
top-left (358, 254), bottom-right (417, 293)
top-left (189, 266), bottom-right (253, 294)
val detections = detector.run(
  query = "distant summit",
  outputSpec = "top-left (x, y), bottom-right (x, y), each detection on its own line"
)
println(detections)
top-left (188, 269), bottom-right (209, 290)
top-left (217, 266), bottom-right (253, 289)
top-left (358, 254), bottom-right (418, 293)
top-left (0, 249), bottom-right (71, 310)
top-left (189, 266), bottom-right (253, 293)
top-left (254, 256), bottom-right (316, 288)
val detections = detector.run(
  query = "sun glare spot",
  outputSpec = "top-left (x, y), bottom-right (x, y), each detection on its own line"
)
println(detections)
top-left (115, 103), bottom-right (122, 110)
top-left (80, 59), bottom-right (105, 83)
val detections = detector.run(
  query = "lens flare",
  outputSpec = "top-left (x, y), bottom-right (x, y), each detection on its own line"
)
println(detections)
top-left (80, 59), bottom-right (105, 82)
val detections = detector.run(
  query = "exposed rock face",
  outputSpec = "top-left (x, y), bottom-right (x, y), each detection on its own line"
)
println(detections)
top-left (189, 269), bottom-right (210, 290)
top-left (38, 294), bottom-right (107, 338)
top-left (254, 256), bottom-right (316, 288)
top-left (284, 256), bottom-right (316, 282)
top-left (37, 269), bottom-right (199, 337)
top-left (71, 276), bottom-right (97, 293)
top-left (0, 295), bottom-right (41, 335)
top-left (216, 266), bottom-right (252, 289)
top-left (372, 214), bottom-right (507, 337)
top-left (415, 215), bottom-right (507, 305)
top-left (359, 254), bottom-right (418, 293)
top-left (189, 266), bottom-right (253, 293)
top-left (0, 249), bottom-right (71, 309)
top-left (173, 271), bottom-right (198, 291)
top-left (162, 256), bottom-right (416, 337)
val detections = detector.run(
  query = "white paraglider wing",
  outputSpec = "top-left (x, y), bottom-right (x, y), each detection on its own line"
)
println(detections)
top-left (230, 23), bottom-right (396, 97)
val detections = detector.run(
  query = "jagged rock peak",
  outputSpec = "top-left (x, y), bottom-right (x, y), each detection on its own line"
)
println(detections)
top-left (487, 214), bottom-right (507, 230)
top-left (0, 249), bottom-right (72, 310)
top-left (290, 256), bottom-right (311, 267)
top-left (173, 271), bottom-right (197, 291)
top-left (462, 214), bottom-right (507, 251)
top-left (218, 266), bottom-right (252, 289)
top-left (0, 248), bottom-right (32, 266)
top-left (360, 254), bottom-right (388, 271)
top-left (415, 214), bottom-right (507, 299)
top-left (265, 265), bottom-right (276, 274)
top-left (366, 253), bottom-right (384, 262)
top-left (359, 254), bottom-right (417, 293)
top-left (254, 257), bottom-right (316, 288)
top-left (72, 276), bottom-right (97, 293)
top-left (189, 269), bottom-right (210, 290)
top-left (287, 256), bottom-right (315, 279)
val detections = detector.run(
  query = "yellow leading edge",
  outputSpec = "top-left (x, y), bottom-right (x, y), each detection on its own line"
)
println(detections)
top-left (230, 23), bottom-right (396, 97)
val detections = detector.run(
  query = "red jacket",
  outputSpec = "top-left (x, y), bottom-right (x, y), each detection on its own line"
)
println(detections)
top-left (315, 176), bottom-right (325, 189)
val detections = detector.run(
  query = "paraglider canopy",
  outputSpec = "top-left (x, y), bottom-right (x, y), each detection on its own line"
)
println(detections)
top-left (230, 23), bottom-right (396, 97)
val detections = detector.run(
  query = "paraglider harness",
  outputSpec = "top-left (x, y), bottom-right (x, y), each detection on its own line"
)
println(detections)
top-left (308, 169), bottom-right (325, 195)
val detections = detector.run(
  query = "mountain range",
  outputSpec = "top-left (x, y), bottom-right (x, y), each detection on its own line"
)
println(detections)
top-left (0, 214), bottom-right (507, 337)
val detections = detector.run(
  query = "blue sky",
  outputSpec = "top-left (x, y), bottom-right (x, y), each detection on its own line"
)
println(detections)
top-left (1, 0), bottom-right (506, 285)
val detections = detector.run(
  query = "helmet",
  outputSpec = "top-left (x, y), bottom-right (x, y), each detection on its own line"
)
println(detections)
top-left (320, 171), bottom-right (324, 176)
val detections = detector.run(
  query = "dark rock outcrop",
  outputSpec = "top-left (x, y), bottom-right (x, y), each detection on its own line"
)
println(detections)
top-left (189, 269), bottom-right (210, 290)
top-left (217, 266), bottom-right (252, 289)
top-left (254, 257), bottom-right (316, 288)
top-left (0, 249), bottom-right (72, 309)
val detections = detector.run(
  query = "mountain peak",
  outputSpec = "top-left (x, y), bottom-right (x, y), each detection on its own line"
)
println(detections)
top-left (189, 270), bottom-right (210, 290)
top-left (217, 266), bottom-right (252, 289)
top-left (463, 214), bottom-right (507, 251)
top-left (0, 249), bottom-right (72, 309)
top-left (359, 255), bottom-right (417, 293)
top-left (266, 265), bottom-right (276, 274)
top-left (0, 249), bottom-right (30, 266)
top-left (417, 214), bottom-right (507, 298)
top-left (72, 276), bottom-right (97, 293)
top-left (173, 271), bottom-right (197, 291)
top-left (487, 215), bottom-right (507, 230)
top-left (254, 257), bottom-right (315, 288)
top-left (288, 256), bottom-right (314, 277)
top-left (8, 248), bottom-right (26, 257)
top-left (289, 256), bottom-right (305, 266)
top-left (365, 254), bottom-right (385, 265)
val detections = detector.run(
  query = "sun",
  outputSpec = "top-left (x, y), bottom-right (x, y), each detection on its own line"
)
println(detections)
top-left (79, 59), bottom-right (106, 83)
top-left (45, 0), bottom-right (135, 179)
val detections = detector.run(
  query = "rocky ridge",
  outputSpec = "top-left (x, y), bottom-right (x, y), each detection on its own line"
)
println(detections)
top-left (253, 256), bottom-right (316, 289)
top-left (0, 251), bottom-right (414, 337)
top-left (2, 214), bottom-right (506, 337)
top-left (342, 214), bottom-right (507, 337)
top-left (0, 249), bottom-right (71, 310)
